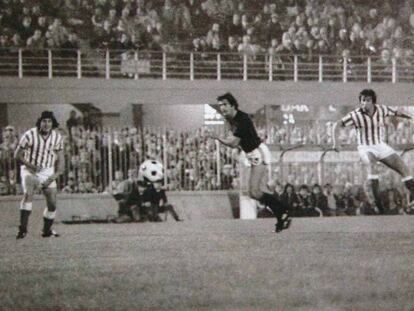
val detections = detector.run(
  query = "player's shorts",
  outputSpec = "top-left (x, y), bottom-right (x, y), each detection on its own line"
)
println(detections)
top-left (21, 166), bottom-right (56, 193)
top-left (357, 142), bottom-right (396, 164)
top-left (245, 143), bottom-right (271, 166)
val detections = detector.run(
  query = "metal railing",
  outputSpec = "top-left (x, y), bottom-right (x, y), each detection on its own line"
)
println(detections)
top-left (1, 48), bottom-right (413, 83)
top-left (0, 126), bottom-right (239, 194)
top-left (2, 125), bottom-right (414, 195)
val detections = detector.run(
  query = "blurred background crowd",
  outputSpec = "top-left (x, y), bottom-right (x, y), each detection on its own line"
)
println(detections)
top-left (1, 112), bottom-right (414, 215)
top-left (1, 0), bottom-right (414, 65)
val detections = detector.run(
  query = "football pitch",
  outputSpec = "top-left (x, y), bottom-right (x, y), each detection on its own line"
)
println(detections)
top-left (1, 216), bottom-right (413, 311)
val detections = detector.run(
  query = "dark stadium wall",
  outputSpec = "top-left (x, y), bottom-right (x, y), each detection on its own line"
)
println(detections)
top-left (0, 104), bottom-right (7, 127)
top-left (7, 103), bottom-right (76, 129)
top-left (2, 78), bottom-right (414, 110)
top-left (143, 104), bottom-right (204, 130)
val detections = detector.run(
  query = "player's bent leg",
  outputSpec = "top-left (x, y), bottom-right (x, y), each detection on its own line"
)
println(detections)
top-left (364, 153), bottom-right (384, 214)
top-left (381, 154), bottom-right (414, 205)
top-left (41, 188), bottom-right (59, 237)
top-left (165, 204), bottom-right (183, 221)
top-left (249, 164), bottom-right (288, 232)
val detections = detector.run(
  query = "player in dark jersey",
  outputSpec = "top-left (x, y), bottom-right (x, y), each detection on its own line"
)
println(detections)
top-left (147, 180), bottom-right (183, 222)
top-left (206, 92), bottom-right (290, 232)
top-left (332, 89), bottom-right (414, 213)
top-left (14, 111), bottom-right (64, 239)
top-left (113, 175), bottom-right (149, 223)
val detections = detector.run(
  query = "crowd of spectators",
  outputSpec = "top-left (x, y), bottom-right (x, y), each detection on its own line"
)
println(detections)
top-left (2, 116), bottom-right (414, 200)
top-left (263, 117), bottom-right (414, 146)
top-left (0, 119), bottom-right (240, 195)
top-left (258, 177), bottom-right (414, 218)
top-left (1, 0), bottom-right (414, 70)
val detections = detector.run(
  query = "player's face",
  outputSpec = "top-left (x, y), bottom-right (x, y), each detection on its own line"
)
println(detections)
top-left (39, 118), bottom-right (53, 133)
top-left (218, 99), bottom-right (236, 118)
top-left (360, 95), bottom-right (374, 112)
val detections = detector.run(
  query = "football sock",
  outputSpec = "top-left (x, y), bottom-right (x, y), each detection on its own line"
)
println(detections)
top-left (43, 209), bottom-right (56, 233)
top-left (19, 202), bottom-right (32, 231)
top-left (43, 218), bottom-right (54, 233)
top-left (20, 210), bottom-right (31, 231)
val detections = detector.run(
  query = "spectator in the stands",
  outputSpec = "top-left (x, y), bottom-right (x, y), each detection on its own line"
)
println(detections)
top-left (36, 16), bottom-right (49, 35)
top-left (48, 18), bottom-right (68, 47)
top-left (19, 16), bottom-right (34, 41)
top-left (0, 175), bottom-right (10, 195)
top-left (265, 13), bottom-right (284, 43)
top-left (380, 180), bottom-right (404, 215)
top-left (26, 29), bottom-right (45, 50)
top-left (280, 183), bottom-right (299, 218)
top-left (62, 173), bottom-right (77, 193)
top-left (91, 7), bottom-right (105, 29)
top-left (66, 110), bottom-right (80, 134)
top-left (227, 13), bottom-right (243, 40)
top-left (311, 183), bottom-right (329, 216)
top-left (224, 35), bottom-right (238, 53)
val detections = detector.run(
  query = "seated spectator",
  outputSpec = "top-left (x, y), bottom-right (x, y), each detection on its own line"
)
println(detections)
top-left (295, 184), bottom-right (321, 217)
top-left (310, 183), bottom-right (328, 216)
top-left (61, 33), bottom-right (80, 56)
top-left (280, 183), bottom-right (299, 217)
top-left (322, 183), bottom-right (337, 216)
top-left (62, 175), bottom-right (78, 193)
top-left (380, 181), bottom-right (404, 215)
top-left (0, 175), bottom-right (10, 195)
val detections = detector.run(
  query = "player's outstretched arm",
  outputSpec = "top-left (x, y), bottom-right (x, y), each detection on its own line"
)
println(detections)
top-left (205, 129), bottom-right (240, 148)
top-left (395, 110), bottom-right (414, 120)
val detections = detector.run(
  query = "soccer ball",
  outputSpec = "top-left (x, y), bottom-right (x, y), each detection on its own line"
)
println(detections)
top-left (139, 159), bottom-right (164, 183)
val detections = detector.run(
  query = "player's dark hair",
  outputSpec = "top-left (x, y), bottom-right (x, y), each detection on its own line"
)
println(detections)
top-left (359, 89), bottom-right (377, 104)
top-left (36, 111), bottom-right (59, 129)
top-left (217, 92), bottom-right (238, 109)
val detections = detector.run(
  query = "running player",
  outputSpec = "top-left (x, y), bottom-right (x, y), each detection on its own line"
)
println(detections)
top-left (15, 111), bottom-right (64, 239)
top-left (332, 89), bottom-right (414, 213)
top-left (206, 92), bottom-right (290, 232)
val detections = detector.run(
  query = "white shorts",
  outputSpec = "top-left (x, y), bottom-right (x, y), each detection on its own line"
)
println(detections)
top-left (357, 142), bottom-right (396, 164)
top-left (21, 166), bottom-right (56, 193)
top-left (245, 143), bottom-right (271, 166)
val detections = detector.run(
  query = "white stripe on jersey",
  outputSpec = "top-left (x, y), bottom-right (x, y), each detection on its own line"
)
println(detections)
top-left (341, 105), bottom-right (397, 145)
top-left (18, 127), bottom-right (63, 169)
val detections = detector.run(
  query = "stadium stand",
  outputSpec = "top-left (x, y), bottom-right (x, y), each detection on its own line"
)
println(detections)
top-left (1, 0), bottom-right (414, 215)
top-left (0, 0), bottom-right (414, 81)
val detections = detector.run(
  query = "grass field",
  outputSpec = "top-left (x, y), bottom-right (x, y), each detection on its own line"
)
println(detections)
top-left (1, 216), bottom-right (414, 311)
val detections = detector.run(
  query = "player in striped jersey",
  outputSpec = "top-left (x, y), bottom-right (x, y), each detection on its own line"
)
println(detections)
top-left (332, 89), bottom-right (414, 213)
top-left (15, 111), bottom-right (64, 239)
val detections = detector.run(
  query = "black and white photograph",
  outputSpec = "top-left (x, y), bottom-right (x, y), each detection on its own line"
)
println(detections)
top-left (1, 0), bottom-right (414, 310)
